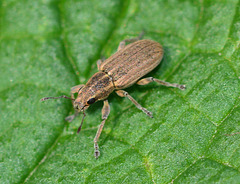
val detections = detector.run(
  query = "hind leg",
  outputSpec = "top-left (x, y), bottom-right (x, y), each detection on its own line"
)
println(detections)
top-left (137, 77), bottom-right (186, 90)
top-left (118, 31), bottom-right (145, 51)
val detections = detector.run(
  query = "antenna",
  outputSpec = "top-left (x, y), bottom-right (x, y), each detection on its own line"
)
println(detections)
top-left (40, 95), bottom-right (74, 101)
top-left (77, 111), bottom-right (86, 133)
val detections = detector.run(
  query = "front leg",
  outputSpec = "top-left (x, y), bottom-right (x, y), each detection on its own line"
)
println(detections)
top-left (116, 90), bottom-right (153, 118)
top-left (94, 99), bottom-right (110, 159)
top-left (65, 84), bottom-right (85, 122)
top-left (70, 84), bottom-right (85, 99)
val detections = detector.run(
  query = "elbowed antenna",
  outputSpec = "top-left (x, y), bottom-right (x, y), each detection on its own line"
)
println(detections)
top-left (40, 95), bottom-right (86, 134)
top-left (77, 111), bottom-right (86, 134)
top-left (40, 95), bottom-right (74, 102)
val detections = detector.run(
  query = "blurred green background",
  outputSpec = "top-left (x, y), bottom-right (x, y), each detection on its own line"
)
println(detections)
top-left (0, 0), bottom-right (240, 183)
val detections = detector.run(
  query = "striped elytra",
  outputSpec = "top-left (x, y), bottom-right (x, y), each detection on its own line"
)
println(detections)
top-left (100, 39), bottom-right (163, 89)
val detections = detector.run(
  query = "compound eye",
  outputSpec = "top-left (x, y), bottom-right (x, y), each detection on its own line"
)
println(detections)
top-left (87, 98), bottom-right (96, 105)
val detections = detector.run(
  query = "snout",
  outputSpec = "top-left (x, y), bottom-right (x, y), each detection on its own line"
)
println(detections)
top-left (73, 102), bottom-right (83, 111)
top-left (73, 101), bottom-right (89, 111)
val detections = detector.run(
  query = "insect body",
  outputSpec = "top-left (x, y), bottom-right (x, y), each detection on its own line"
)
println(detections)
top-left (41, 35), bottom-right (185, 159)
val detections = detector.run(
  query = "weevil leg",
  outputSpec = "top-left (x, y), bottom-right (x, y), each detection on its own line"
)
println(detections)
top-left (65, 111), bottom-right (80, 122)
top-left (117, 31), bottom-right (145, 51)
top-left (97, 58), bottom-right (105, 71)
top-left (70, 84), bottom-right (85, 99)
top-left (94, 99), bottom-right (110, 159)
top-left (225, 132), bottom-right (240, 136)
top-left (116, 90), bottom-right (153, 118)
top-left (137, 77), bottom-right (186, 90)
top-left (65, 84), bottom-right (85, 122)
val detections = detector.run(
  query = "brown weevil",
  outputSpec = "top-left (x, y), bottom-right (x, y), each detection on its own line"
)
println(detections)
top-left (41, 33), bottom-right (186, 159)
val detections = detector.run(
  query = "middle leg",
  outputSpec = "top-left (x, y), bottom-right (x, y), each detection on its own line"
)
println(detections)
top-left (116, 90), bottom-right (153, 118)
top-left (97, 58), bottom-right (105, 71)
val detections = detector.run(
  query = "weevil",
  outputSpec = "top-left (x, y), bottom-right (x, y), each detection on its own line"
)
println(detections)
top-left (41, 33), bottom-right (186, 159)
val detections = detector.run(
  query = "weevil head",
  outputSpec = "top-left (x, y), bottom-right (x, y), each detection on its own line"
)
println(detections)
top-left (73, 72), bottom-right (115, 111)
top-left (73, 95), bottom-right (96, 112)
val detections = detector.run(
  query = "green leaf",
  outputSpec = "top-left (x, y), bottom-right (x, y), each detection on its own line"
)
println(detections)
top-left (1, 0), bottom-right (239, 183)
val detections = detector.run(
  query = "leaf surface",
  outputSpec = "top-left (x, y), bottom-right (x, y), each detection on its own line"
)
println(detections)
top-left (0, 0), bottom-right (240, 183)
